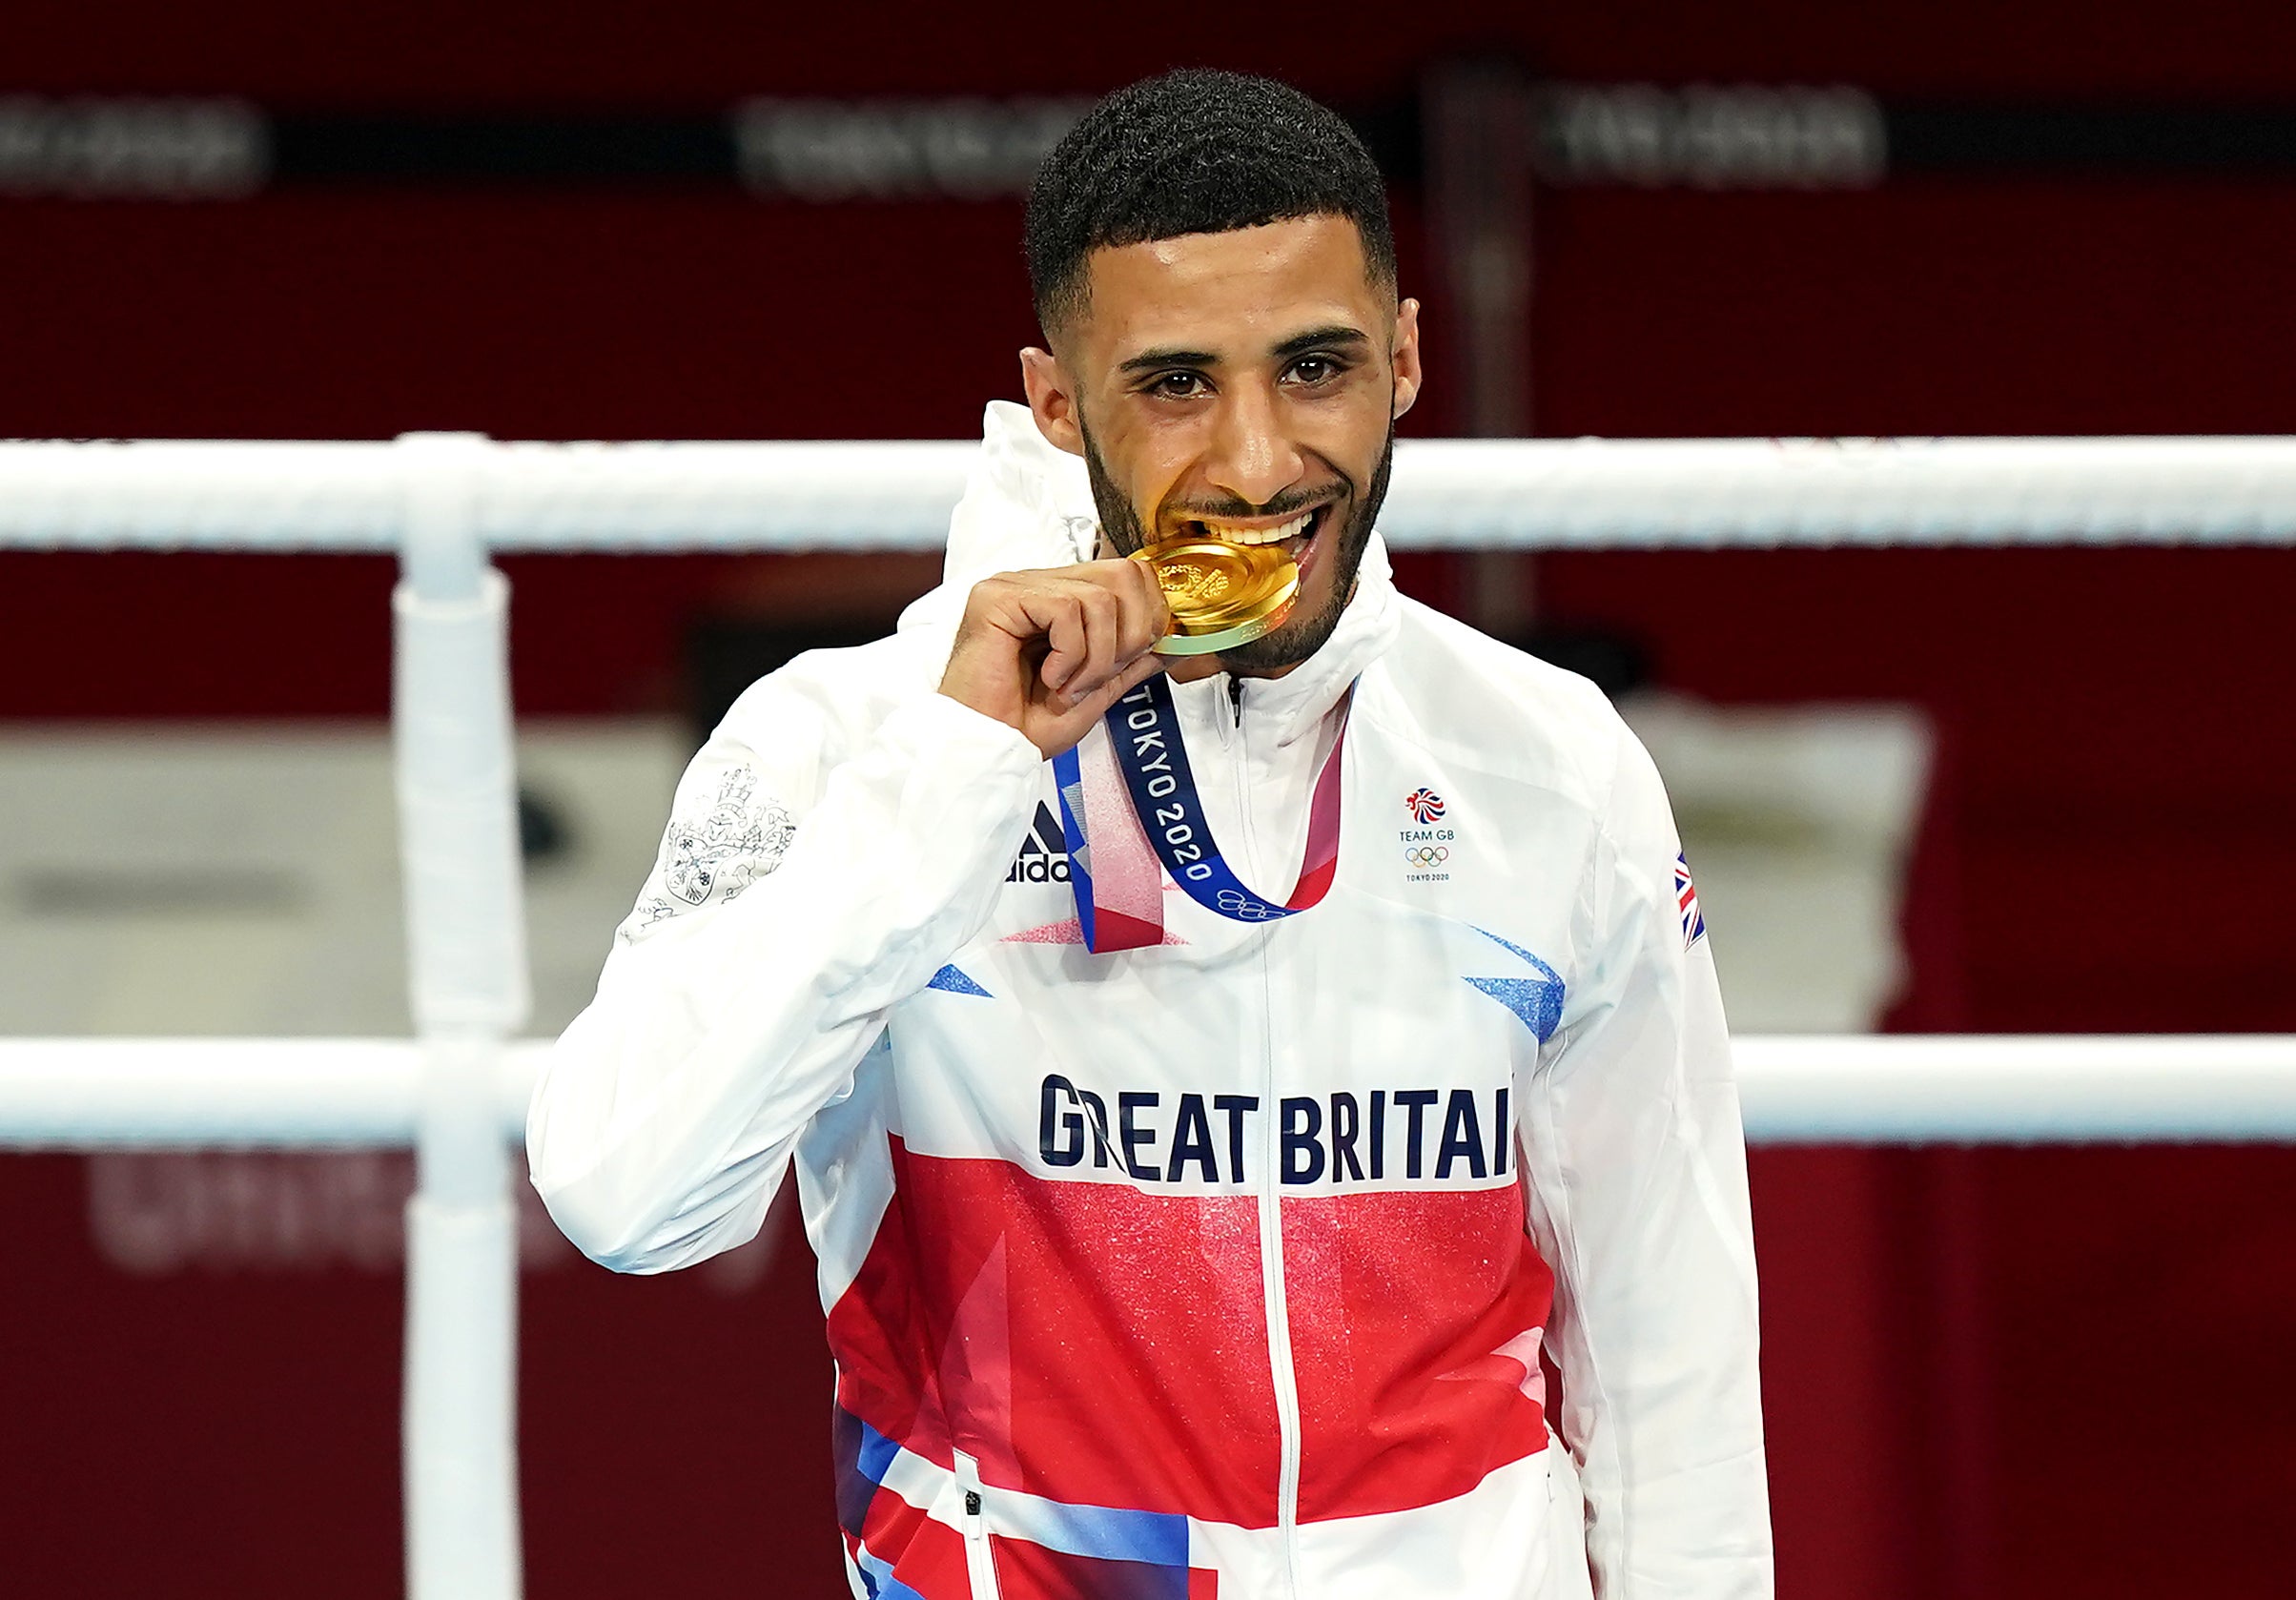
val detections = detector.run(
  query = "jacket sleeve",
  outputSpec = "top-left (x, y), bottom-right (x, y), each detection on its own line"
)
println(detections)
top-left (1518, 721), bottom-right (1774, 1599)
top-left (526, 667), bottom-right (1042, 1274)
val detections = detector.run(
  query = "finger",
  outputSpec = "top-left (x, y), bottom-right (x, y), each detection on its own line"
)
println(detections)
top-left (1021, 577), bottom-right (1122, 704)
top-left (1081, 644), bottom-right (1168, 714)
top-left (1117, 556), bottom-right (1173, 660)
top-left (1014, 588), bottom-right (1090, 693)
top-left (1056, 560), bottom-right (1168, 671)
top-left (1056, 582), bottom-right (1124, 705)
top-left (979, 567), bottom-right (1161, 705)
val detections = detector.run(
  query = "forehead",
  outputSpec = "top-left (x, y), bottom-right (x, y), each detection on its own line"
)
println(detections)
top-left (1076, 215), bottom-right (1381, 361)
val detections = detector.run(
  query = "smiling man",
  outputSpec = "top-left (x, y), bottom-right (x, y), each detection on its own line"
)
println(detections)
top-left (530, 70), bottom-right (1771, 1600)
top-left (1020, 202), bottom-right (1402, 677)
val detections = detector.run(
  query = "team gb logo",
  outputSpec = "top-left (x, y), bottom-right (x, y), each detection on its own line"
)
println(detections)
top-left (1404, 788), bottom-right (1446, 825)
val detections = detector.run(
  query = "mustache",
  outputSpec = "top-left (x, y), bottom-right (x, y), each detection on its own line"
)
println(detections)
top-left (1164, 482), bottom-right (1348, 523)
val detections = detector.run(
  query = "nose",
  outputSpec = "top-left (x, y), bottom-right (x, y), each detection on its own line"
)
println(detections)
top-left (1205, 379), bottom-right (1304, 509)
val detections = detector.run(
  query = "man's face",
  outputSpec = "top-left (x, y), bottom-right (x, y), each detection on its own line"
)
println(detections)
top-left (1022, 215), bottom-right (1422, 677)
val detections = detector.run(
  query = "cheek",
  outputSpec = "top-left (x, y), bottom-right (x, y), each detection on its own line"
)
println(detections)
top-left (1133, 460), bottom-right (1198, 526)
top-left (1096, 417), bottom-right (1190, 508)
top-left (1301, 388), bottom-right (1390, 474)
top-left (1330, 433), bottom-right (1391, 493)
top-left (1314, 503), bottom-right (1372, 589)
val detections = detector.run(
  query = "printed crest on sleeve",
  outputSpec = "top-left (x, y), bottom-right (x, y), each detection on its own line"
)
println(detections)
top-left (619, 766), bottom-right (795, 943)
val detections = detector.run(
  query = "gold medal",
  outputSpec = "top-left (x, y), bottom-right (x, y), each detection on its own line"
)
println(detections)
top-left (1131, 538), bottom-right (1301, 657)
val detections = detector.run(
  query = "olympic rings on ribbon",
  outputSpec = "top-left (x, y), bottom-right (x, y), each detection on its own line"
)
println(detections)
top-left (1214, 888), bottom-right (1283, 920)
top-left (1405, 846), bottom-right (1449, 867)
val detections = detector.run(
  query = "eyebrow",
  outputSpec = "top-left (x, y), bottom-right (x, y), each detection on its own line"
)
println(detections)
top-left (1270, 324), bottom-right (1371, 361)
top-left (1117, 324), bottom-right (1373, 377)
top-left (1117, 345), bottom-right (1219, 377)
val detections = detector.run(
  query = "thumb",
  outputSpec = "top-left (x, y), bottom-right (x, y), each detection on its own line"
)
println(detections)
top-left (1078, 650), bottom-right (1168, 717)
top-left (1033, 650), bottom-right (1167, 759)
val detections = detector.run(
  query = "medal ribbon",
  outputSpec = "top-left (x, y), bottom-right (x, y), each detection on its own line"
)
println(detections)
top-left (1052, 674), bottom-right (1351, 953)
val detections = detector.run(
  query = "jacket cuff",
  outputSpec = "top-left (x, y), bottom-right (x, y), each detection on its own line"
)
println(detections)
top-left (907, 688), bottom-right (1045, 776)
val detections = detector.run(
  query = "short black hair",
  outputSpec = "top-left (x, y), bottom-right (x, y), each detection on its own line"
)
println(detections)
top-left (1025, 70), bottom-right (1397, 338)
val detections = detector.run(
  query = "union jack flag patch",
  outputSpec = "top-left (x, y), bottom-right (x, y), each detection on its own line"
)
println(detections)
top-left (1674, 851), bottom-right (1706, 948)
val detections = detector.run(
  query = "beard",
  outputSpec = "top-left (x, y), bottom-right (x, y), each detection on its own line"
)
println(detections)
top-left (1081, 421), bottom-right (1395, 676)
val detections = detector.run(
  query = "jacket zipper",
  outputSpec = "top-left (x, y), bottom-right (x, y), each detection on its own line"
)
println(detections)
top-left (954, 1449), bottom-right (1000, 1600)
top-left (1230, 682), bottom-right (1304, 1595)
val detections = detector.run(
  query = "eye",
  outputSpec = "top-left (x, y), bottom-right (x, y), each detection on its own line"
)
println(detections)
top-left (1146, 371), bottom-right (1208, 400)
top-left (1285, 354), bottom-right (1345, 386)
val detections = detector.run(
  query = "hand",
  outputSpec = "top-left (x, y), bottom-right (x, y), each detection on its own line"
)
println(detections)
top-left (938, 558), bottom-right (1171, 757)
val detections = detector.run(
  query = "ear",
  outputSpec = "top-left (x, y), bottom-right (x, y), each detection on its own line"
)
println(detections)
top-left (1389, 297), bottom-right (1424, 421)
top-left (1019, 347), bottom-right (1086, 457)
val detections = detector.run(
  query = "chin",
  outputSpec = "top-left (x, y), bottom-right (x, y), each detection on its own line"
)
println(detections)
top-left (1220, 590), bottom-right (1347, 675)
top-left (1221, 519), bottom-right (1369, 674)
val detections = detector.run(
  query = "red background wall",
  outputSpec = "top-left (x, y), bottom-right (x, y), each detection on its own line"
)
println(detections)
top-left (4, 4), bottom-right (2294, 1597)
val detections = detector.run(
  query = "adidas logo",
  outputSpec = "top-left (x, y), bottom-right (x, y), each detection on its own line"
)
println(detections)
top-left (1006, 801), bottom-right (1073, 884)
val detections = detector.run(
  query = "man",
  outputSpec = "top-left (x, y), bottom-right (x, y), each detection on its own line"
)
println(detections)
top-left (530, 69), bottom-right (1771, 1600)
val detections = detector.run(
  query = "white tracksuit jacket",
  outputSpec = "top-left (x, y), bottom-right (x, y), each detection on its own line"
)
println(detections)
top-left (529, 403), bottom-right (1773, 1600)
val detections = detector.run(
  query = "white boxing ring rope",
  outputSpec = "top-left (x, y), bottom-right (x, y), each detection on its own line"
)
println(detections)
top-left (5, 1036), bottom-right (2296, 1150)
top-left (10, 433), bottom-right (2296, 551)
top-left (3, 431), bottom-right (2294, 1600)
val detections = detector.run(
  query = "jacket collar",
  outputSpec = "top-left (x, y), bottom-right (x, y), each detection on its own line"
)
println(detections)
top-left (1165, 535), bottom-right (1400, 749)
top-left (899, 401), bottom-right (1098, 634)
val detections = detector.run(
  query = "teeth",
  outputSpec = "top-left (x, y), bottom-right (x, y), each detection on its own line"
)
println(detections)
top-left (1197, 509), bottom-right (1314, 545)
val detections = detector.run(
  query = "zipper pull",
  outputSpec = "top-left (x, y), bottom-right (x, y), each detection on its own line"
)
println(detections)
top-left (1228, 675), bottom-right (1245, 727)
top-left (955, 1449), bottom-right (989, 1539)
top-left (953, 1449), bottom-right (999, 1596)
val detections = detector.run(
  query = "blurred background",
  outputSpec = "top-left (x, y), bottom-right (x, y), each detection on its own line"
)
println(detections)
top-left (5, 3), bottom-right (2295, 1595)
